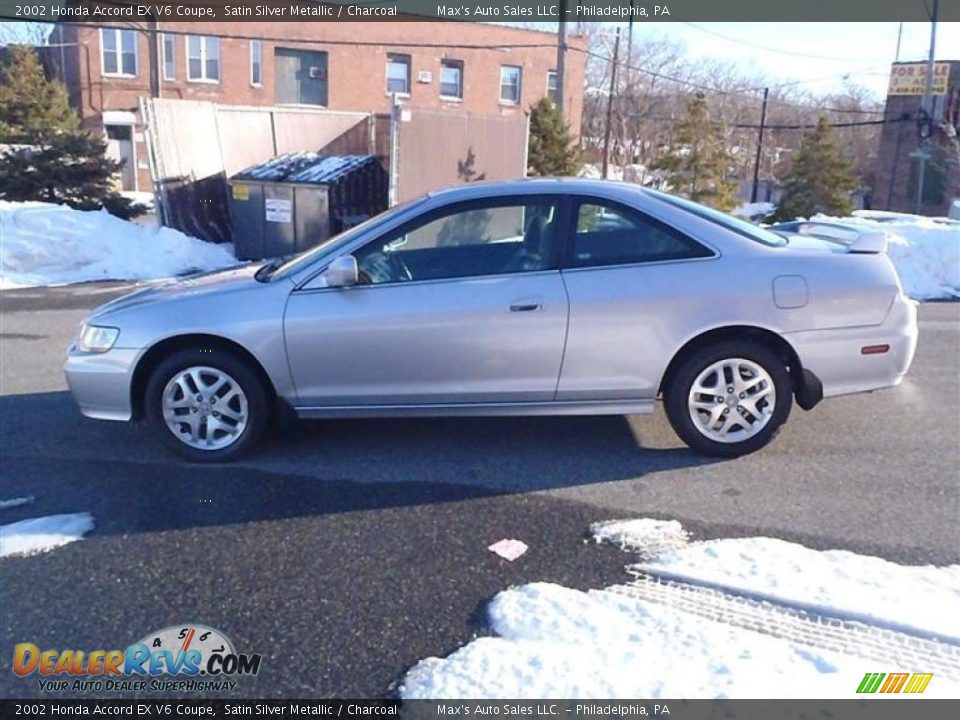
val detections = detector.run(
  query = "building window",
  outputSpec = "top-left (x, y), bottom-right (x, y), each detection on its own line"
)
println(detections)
top-left (386, 53), bottom-right (410, 95)
top-left (440, 59), bottom-right (463, 99)
top-left (187, 35), bottom-right (220, 83)
top-left (161, 33), bottom-right (175, 81)
top-left (547, 70), bottom-right (558, 103)
top-left (250, 40), bottom-right (262, 86)
top-left (500, 65), bottom-right (522, 104)
top-left (101, 28), bottom-right (137, 77)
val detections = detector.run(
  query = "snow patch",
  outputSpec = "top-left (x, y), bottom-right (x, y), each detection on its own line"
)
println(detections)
top-left (0, 201), bottom-right (236, 288)
top-left (400, 519), bottom-right (960, 699)
top-left (0, 513), bottom-right (94, 558)
top-left (591, 518), bottom-right (690, 556)
top-left (732, 202), bottom-right (775, 221)
top-left (401, 581), bottom-right (960, 698)
top-left (0, 496), bottom-right (35, 510)
top-left (635, 536), bottom-right (960, 643)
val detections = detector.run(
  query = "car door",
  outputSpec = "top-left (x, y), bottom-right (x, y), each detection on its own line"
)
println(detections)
top-left (283, 196), bottom-right (570, 407)
top-left (557, 196), bottom-right (717, 401)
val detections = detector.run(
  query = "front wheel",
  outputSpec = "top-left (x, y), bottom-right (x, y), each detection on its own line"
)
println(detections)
top-left (664, 341), bottom-right (792, 457)
top-left (145, 348), bottom-right (270, 462)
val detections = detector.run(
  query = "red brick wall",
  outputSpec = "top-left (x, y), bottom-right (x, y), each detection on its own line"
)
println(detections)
top-left (60, 21), bottom-right (586, 191)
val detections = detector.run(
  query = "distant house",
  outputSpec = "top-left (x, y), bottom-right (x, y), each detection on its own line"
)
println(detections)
top-left (47, 21), bottom-right (586, 192)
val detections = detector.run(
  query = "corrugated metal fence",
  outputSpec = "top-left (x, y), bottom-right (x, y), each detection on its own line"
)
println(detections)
top-left (393, 107), bottom-right (529, 204)
top-left (142, 99), bottom-right (377, 243)
top-left (142, 98), bottom-right (528, 244)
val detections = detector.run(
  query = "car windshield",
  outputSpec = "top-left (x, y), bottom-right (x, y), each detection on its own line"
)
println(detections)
top-left (262, 197), bottom-right (428, 281)
top-left (644, 189), bottom-right (788, 247)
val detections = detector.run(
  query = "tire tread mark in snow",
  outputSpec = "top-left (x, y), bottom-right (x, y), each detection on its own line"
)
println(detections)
top-left (604, 575), bottom-right (960, 678)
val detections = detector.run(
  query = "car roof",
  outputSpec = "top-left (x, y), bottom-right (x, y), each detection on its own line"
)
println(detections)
top-left (425, 177), bottom-right (648, 201)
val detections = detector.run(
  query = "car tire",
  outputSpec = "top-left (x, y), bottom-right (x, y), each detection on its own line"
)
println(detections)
top-left (145, 348), bottom-right (270, 462)
top-left (664, 341), bottom-right (792, 457)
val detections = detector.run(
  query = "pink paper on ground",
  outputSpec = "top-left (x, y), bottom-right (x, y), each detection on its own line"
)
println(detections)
top-left (487, 538), bottom-right (529, 562)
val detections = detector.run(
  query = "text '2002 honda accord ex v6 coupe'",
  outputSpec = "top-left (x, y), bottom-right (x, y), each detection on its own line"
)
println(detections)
top-left (65, 179), bottom-right (918, 462)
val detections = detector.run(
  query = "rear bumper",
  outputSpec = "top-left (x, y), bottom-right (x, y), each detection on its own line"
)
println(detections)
top-left (63, 346), bottom-right (139, 421)
top-left (785, 295), bottom-right (918, 399)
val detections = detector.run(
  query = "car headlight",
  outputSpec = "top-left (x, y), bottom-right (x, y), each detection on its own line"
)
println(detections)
top-left (78, 324), bottom-right (120, 353)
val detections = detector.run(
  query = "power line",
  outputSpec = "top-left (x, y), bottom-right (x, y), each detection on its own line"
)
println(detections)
top-left (732, 115), bottom-right (911, 130)
top-left (680, 22), bottom-right (891, 63)
top-left (574, 46), bottom-right (888, 116)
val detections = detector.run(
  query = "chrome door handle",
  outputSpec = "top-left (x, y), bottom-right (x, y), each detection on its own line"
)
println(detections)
top-left (510, 303), bottom-right (542, 312)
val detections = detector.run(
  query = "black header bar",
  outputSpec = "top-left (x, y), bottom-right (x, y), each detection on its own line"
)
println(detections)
top-left (1, 0), bottom-right (959, 23)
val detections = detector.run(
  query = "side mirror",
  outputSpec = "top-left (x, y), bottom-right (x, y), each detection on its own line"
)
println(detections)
top-left (325, 255), bottom-right (358, 288)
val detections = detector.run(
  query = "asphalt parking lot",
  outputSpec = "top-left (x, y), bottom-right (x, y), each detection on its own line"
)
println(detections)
top-left (1, 283), bottom-right (958, 698)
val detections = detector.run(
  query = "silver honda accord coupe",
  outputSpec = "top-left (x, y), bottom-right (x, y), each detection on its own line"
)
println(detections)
top-left (64, 179), bottom-right (918, 461)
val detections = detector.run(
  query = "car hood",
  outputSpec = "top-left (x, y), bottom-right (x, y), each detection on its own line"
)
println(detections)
top-left (88, 264), bottom-right (263, 320)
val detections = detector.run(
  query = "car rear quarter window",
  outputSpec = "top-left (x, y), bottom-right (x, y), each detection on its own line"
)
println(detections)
top-left (569, 200), bottom-right (714, 269)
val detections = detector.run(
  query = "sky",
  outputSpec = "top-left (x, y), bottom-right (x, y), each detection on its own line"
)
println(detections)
top-left (618, 22), bottom-right (960, 99)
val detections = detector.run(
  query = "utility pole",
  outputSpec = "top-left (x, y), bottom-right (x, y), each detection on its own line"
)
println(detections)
top-left (751, 87), bottom-right (770, 203)
top-left (915, 0), bottom-right (939, 213)
top-left (389, 94), bottom-right (401, 207)
top-left (601, 27), bottom-right (621, 180)
top-left (555, 0), bottom-right (567, 117)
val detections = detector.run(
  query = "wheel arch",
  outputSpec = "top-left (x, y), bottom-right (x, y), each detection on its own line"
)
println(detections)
top-left (130, 333), bottom-right (277, 420)
top-left (658, 325), bottom-right (807, 400)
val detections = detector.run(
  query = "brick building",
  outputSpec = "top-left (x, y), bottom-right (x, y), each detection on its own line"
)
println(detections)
top-left (48, 21), bottom-right (586, 192)
top-left (873, 60), bottom-right (960, 215)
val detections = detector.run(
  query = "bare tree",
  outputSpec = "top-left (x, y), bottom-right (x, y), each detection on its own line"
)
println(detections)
top-left (0, 21), bottom-right (52, 46)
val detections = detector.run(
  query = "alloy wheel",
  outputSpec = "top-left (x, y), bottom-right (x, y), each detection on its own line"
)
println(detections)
top-left (161, 366), bottom-right (248, 450)
top-left (687, 357), bottom-right (777, 444)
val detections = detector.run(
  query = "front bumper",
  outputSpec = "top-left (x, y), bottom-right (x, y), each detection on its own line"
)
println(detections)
top-left (64, 346), bottom-right (140, 421)
top-left (785, 295), bottom-right (918, 399)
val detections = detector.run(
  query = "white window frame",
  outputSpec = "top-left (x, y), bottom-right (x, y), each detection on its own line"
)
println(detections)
top-left (547, 70), bottom-right (558, 103)
top-left (100, 28), bottom-right (137, 78)
top-left (250, 40), bottom-right (263, 87)
top-left (499, 65), bottom-right (522, 105)
top-left (186, 35), bottom-right (220, 84)
top-left (440, 59), bottom-right (463, 100)
top-left (385, 53), bottom-right (411, 96)
top-left (161, 33), bottom-right (175, 81)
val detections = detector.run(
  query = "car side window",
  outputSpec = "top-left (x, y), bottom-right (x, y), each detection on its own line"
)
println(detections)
top-left (570, 201), bottom-right (713, 268)
top-left (352, 200), bottom-right (558, 285)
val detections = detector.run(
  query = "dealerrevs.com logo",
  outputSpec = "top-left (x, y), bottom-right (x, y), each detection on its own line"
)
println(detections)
top-left (13, 624), bottom-right (261, 693)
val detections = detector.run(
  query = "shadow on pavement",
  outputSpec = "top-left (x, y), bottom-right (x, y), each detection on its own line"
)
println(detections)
top-left (0, 391), bottom-right (720, 539)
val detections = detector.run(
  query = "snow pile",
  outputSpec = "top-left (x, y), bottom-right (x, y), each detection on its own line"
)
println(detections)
top-left (0, 201), bottom-right (236, 289)
top-left (403, 582), bottom-right (882, 698)
top-left (400, 519), bottom-right (960, 699)
top-left (814, 211), bottom-right (960, 300)
top-left (0, 512), bottom-right (94, 558)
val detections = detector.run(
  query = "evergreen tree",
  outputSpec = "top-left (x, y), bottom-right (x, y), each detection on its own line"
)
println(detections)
top-left (527, 97), bottom-right (580, 177)
top-left (773, 117), bottom-right (858, 221)
top-left (0, 45), bottom-right (78, 142)
top-left (650, 94), bottom-right (738, 212)
top-left (0, 46), bottom-right (143, 218)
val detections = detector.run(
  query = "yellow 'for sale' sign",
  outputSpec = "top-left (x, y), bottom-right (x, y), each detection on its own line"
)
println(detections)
top-left (888, 62), bottom-right (950, 96)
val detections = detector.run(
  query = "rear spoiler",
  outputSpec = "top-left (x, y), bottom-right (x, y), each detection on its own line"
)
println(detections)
top-left (790, 222), bottom-right (888, 254)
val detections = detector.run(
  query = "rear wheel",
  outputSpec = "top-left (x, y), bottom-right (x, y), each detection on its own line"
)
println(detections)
top-left (664, 341), bottom-right (792, 457)
top-left (145, 348), bottom-right (269, 462)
